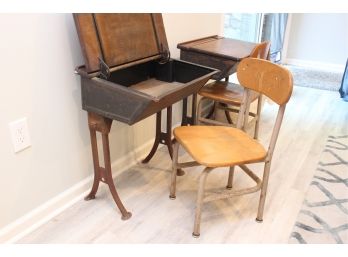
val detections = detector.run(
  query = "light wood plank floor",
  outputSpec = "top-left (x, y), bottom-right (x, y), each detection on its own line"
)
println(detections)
top-left (19, 86), bottom-right (348, 243)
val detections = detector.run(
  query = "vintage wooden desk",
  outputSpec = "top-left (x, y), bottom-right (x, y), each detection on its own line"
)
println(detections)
top-left (73, 14), bottom-right (217, 219)
top-left (177, 36), bottom-right (257, 124)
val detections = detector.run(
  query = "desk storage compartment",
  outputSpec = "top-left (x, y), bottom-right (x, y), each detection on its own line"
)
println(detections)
top-left (80, 59), bottom-right (215, 125)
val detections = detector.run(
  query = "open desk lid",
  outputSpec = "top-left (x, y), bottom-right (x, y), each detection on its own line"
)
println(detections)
top-left (73, 13), bottom-right (170, 74)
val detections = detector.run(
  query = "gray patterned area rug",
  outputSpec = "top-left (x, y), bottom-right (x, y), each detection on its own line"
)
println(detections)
top-left (284, 65), bottom-right (343, 91)
top-left (289, 135), bottom-right (348, 244)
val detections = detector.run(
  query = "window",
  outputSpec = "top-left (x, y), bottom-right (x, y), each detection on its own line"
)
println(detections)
top-left (224, 13), bottom-right (262, 43)
top-left (224, 13), bottom-right (288, 62)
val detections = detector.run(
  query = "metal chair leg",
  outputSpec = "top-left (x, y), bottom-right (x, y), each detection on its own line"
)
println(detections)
top-left (256, 161), bottom-right (271, 222)
top-left (193, 167), bottom-right (213, 238)
top-left (181, 97), bottom-right (188, 126)
top-left (212, 101), bottom-right (218, 120)
top-left (254, 95), bottom-right (262, 139)
top-left (226, 166), bottom-right (235, 189)
top-left (169, 142), bottom-right (180, 199)
top-left (192, 93), bottom-right (197, 125)
top-left (218, 102), bottom-right (234, 124)
top-left (205, 102), bottom-right (215, 119)
top-left (197, 97), bottom-right (204, 125)
top-left (243, 97), bottom-right (251, 132)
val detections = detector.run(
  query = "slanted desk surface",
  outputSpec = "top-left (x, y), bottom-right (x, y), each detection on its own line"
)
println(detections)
top-left (178, 36), bottom-right (257, 81)
top-left (178, 36), bottom-right (256, 61)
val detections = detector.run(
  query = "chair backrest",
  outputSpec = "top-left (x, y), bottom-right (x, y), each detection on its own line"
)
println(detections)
top-left (236, 58), bottom-right (293, 160)
top-left (237, 58), bottom-right (293, 105)
top-left (250, 41), bottom-right (271, 60)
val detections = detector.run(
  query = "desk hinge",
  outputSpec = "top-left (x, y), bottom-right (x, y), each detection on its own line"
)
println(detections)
top-left (158, 43), bottom-right (170, 64)
top-left (98, 57), bottom-right (110, 80)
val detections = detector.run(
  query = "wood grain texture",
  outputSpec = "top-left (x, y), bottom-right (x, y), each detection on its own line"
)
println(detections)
top-left (237, 58), bottom-right (293, 105)
top-left (178, 36), bottom-right (257, 61)
top-left (94, 14), bottom-right (159, 67)
top-left (18, 86), bottom-right (348, 243)
top-left (130, 79), bottom-right (184, 99)
top-left (178, 36), bottom-right (257, 81)
top-left (73, 14), bottom-right (102, 73)
top-left (250, 41), bottom-right (271, 60)
top-left (199, 81), bottom-right (259, 106)
top-left (174, 126), bottom-right (267, 167)
top-left (74, 14), bottom-right (168, 73)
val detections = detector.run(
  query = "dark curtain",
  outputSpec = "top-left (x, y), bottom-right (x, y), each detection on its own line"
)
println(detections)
top-left (262, 14), bottom-right (289, 62)
top-left (270, 14), bottom-right (288, 61)
top-left (339, 59), bottom-right (348, 101)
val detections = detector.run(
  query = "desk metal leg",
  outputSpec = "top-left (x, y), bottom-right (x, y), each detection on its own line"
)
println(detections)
top-left (181, 94), bottom-right (198, 126)
top-left (142, 107), bottom-right (174, 162)
top-left (219, 102), bottom-right (234, 124)
top-left (86, 112), bottom-right (131, 220)
top-left (142, 107), bottom-right (185, 176)
top-left (205, 102), bottom-right (216, 119)
top-left (181, 97), bottom-right (189, 126)
top-left (192, 93), bottom-right (197, 125)
top-left (142, 111), bottom-right (162, 163)
top-left (165, 106), bottom-right (174, 158)
top-left (84, 128), bottom-right (100, 201)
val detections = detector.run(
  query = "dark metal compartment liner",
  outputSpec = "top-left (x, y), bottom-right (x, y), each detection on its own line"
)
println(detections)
top-left (81, 60), bottom-right (217, 125)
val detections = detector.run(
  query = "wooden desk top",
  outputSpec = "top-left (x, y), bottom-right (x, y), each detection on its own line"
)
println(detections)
top-left (177, 35), bottom-right (257, 61)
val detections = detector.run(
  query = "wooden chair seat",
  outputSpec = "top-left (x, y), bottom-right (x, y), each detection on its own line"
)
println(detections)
top-left (174, 126), bottom-right (267, 167)
top-left (199, 81), bottom-right (259, 106)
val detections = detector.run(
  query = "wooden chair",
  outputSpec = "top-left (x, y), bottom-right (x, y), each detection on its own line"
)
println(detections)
top-left (197, 41), bottom-right (271, 139)
top-left (170, 58), bottom-right (293, 237)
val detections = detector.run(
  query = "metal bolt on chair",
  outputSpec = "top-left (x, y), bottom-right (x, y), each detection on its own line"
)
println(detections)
top-left (169, 58), bottom-right (293, 237)
top-left (197, 41), bottom-right (271, 139)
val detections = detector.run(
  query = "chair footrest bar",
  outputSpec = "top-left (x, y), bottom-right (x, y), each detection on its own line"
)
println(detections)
top-left (204, 185), bottom-right (261, 202)
top-left (177, 161), bottom-right (200, 169)
top-left (217, 104), bottom-right (257, 118)
top-left (239, 164), bottom-right (262, 184)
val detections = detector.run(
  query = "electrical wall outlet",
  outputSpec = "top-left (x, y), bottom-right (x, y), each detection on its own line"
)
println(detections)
top-left (9, 118), bottom-right (31, 153)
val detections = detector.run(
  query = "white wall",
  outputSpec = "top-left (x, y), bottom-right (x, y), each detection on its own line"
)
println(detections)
top-left (285, 13), bottom-right (348, 69)
top-left (0, 14), bottom-right (223, 233)
top-left (164, 13), bottom-right (224, 59)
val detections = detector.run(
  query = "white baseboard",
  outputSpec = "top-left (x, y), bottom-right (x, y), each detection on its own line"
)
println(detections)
top-left (283, 58), bottom-right (345, 73)
top-left (0, 137), bottom-right (159, 244)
